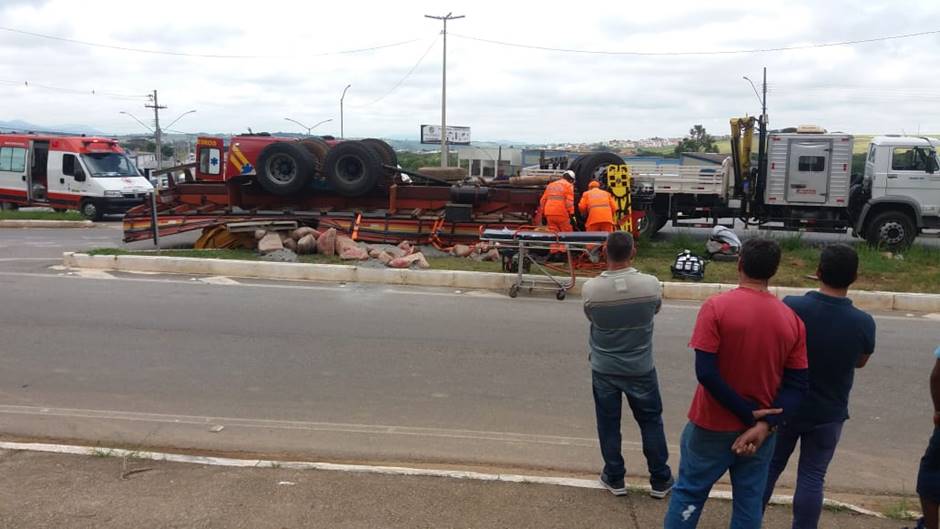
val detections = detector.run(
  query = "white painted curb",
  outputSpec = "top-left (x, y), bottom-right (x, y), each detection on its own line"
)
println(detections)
top-left (1, 219), bottom-right (94, 228)
top-left (0, 440), bottom-right (884, 518)
top-left (62, 252), bottom-right (940, 312)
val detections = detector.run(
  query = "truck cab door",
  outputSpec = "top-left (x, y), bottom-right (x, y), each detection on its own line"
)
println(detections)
top-left (786, 141), bottom-right (830, 204)
top-left (28, 140), bottom-right (50, 202)
top-left (889, 146), bottom-right (940, 217)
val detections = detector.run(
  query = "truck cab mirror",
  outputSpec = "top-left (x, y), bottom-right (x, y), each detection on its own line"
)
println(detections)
top-left (74, 166), bottom-right (86, 181)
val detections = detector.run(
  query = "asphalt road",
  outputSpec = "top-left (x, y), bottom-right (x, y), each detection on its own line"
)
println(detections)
top-left (0, 226), bottom-right (937, 499)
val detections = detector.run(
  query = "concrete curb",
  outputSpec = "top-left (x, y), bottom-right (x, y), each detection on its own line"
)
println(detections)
top-left (0, 219), bottom-right (94, 228)
top-left (0, 440), bottom-right (884, 518)
top-left (62, 252), bottom-right (940, 312)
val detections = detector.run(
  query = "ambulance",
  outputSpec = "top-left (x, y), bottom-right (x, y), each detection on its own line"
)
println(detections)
top-left (0, 133), bottom-right (153, 220)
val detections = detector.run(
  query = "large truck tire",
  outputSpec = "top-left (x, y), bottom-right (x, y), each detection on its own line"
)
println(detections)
top-left (575, 152), bottom-right (625, 194)
top-left (323, 140), bottom-right (382, 197)
top-left (299, 138), bottom-right (330, 172)
top-left (865, 210), bottom-right (917, 251)
top-left (256, 142), bottom-right (316, 196)
top-left (636, 207), bottom-right (667, 238)
top-left (360, 138), bottom-right (398, 179)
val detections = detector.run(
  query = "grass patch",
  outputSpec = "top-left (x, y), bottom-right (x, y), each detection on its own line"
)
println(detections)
top-left (88, 237), bottom-right (940, 293)
top-left (0, 209), bottom-right (84, 221)
top-left (883, 498), bottom-right (919, 520)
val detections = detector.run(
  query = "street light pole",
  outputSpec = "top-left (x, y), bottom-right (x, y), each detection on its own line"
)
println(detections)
top-left (340, 84), bottom-right (351, 139)
top-left (425, 12), bottom-right (464, 167)
top-left (165, 109), bottom-right (196, 130)
top-left (145, 90), bottom-right (166, 169)
top-left (743, 68), bottom-right (768, 200)
top-left (284, 117), bottom-right (333, 135)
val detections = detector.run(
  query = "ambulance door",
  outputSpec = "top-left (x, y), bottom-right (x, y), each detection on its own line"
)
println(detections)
top-left (0, 143), bottom-right (29, 204)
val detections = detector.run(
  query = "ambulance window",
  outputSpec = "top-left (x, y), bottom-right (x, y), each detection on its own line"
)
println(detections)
top-left (798, 156), bottom-right (826, 172)
top-left (200, 147), bottom-right (221, 175)
top-left (0, 147), bottom-right (25, 172)
top-left (62, 154), bottom-right (76, 176)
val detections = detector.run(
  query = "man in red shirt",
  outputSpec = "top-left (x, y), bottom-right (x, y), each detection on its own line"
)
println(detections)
top-left (664, 238), bottom-right (808, 529)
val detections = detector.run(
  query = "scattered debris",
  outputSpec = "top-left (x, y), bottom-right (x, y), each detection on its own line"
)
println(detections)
top-left (260, 249), bottom-right (298, 263)
top-left (317, 228), bottom-right (338, 256)
top-left (278, 481), bottom-right (296, 486)
top-left (447, 242), bottom-right (500, 262)
top-left (257, 232), bottom-right (284, 253)
top-left (209, 425), bottom-right (225, 433)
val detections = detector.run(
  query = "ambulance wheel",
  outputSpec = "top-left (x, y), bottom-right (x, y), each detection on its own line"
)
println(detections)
top-left (80, 200), bottom-right (102, 221)
top-left (323, 140), bottom-right (381, 197)
top-left (256, 141), bottom-right (316, 196)
top-left (508, 284), bottom-right (520, 298)
top-left (556, 289), bottom-right (566, 301)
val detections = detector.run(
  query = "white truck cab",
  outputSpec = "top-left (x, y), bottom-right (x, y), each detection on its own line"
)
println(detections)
top-left (0, 133), bottom-right (153, 219)
top-left (857, 136), bottom-right (940, 247)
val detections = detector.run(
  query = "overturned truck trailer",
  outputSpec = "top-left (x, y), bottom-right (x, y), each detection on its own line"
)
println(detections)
top-left (123, 135), bottom-right (548, 246)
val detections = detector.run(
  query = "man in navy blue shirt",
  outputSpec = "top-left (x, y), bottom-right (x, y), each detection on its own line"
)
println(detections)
top-left (762, 244), bottom-right (876, 529)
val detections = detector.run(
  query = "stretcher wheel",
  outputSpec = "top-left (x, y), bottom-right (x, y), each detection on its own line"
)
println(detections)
top-left (556, 290), bottom-right (566, 301)
top-left (508, 284), bottom-right (520, 298)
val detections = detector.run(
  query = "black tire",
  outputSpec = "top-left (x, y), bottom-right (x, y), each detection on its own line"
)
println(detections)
top-left (575, 152), bottom-right (624, 194)
top-left (866, 210), bottom-right (917, 251)
top-left (323, 140), bottom-right (382, 197)
top-left (636, 207), bottom-right (667, 238)
top-left (256, 141), bottom-right (316, 196)
top-left (556, 290), bottom-right (566, 301)
top-left (80, 200), bottom-right (102, 221)
top-left (299, 138), bottom-right (329, 174)
top-left (360, 138), bottom-right (398, 180)
top-left (508, 284), bottom-right (520, 298)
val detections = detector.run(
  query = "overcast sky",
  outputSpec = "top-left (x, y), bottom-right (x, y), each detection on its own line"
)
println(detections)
top-left (1, 0), bottom-right (939, 143)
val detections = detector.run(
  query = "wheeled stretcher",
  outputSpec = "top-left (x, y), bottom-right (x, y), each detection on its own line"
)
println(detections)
top-left (481, 228), bottom-right (609, 300)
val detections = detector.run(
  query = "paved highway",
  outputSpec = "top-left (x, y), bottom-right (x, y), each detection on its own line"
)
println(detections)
top-left (0, 226), bottom-right (937, 497)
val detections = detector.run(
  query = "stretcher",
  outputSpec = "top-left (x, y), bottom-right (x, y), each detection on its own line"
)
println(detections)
top-left (481, 228), bottom-right (609, 300)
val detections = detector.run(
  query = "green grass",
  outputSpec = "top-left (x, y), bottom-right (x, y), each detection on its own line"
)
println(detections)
top-left (89, 236), bottom-right (940, 293)
top-left (0, 209), bottom-right (84, 221)
top-left (883, 498), bottom-right (919, 521)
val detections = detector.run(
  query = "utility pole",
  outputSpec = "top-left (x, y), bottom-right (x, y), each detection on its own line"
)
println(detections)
top-left (425, 12), bottom-right (464, 167)
top-left (145, 90), bottom-right (167, 169)
top-left (340, 84), bottom-right (351, 139)
top-left (756, 67), bottom-right (768, 196)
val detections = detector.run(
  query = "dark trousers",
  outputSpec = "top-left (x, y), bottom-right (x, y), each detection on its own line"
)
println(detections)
top-left (762, 420), bottom-right (844, 529)
top-left (591, 369), bottom-right (672, 485)
top-left (919, 426), bottom-right (940, 504)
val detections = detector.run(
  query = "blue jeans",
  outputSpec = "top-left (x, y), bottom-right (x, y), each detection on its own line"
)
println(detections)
top-left (762, 420), bottom-right (844, 529)
top-left (664, 422), bottom-right (777, 529)
top-left (591, 369), bottom-right (672, 485)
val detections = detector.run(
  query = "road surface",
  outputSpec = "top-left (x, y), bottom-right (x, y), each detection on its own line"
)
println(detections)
top-left (0, 226), bottom-right (936, 498)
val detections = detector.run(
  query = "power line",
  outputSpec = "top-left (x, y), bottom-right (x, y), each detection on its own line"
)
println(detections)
top-left (350, 36), bottom-right (440, 108)
top-left (0, 26), bottom-right (420, 59)
top-left (450, 28), bottom-right (940, 56)
top-left (0, 78), bottom-right (149, 100)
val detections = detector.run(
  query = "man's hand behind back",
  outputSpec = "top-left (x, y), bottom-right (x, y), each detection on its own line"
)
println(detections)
top-left (732, 421), bottom-right (772, 457)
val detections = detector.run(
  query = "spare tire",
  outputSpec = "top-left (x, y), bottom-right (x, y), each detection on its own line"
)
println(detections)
top-left (360, 138), bottom-right (398, 179)
top-left (575, 152), bottom-right (624, 194)
top-left (256, 141), bottom-right (316, 196)
top-left (323, 140), bottom-right (382, 197)
top-left (299, 138), bottom-right (330, 173)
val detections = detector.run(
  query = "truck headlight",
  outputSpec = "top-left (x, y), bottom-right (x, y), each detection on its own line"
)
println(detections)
top-left (103, 190), bottom-right (122, 198)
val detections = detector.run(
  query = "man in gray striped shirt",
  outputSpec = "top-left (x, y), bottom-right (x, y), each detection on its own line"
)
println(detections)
top-left (582, 231), bottom-right (674, 499)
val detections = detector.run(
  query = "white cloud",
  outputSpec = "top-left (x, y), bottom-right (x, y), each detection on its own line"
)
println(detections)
top-left (1, 0), bottom-right (939, 141)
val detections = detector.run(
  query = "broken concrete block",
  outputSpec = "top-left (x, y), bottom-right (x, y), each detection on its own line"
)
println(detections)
top-left (397, 240), bottom-right (414, 255)
top-left (452, 244), bottom-right (472, 258)
top-left (260, 248), bottom-right (298, 262)
top-left (377, 251), bottom-right (394, 265)
top-left (254, 229), bottom-right (267, 240)
top-left (292, 227), bottom-right (319, 241)
top-left (317, 228), bottom-right (337, 256)
top-left (340, 246), bottom-right (370, 260)
top-left (258, 232), bottom-right (284, 253)
top-left (388, 252), bottom-right (430, 269)
top-left (482, 248), bottom-right (500, 262)
top-left (283, 238), bottom-right (298, 252)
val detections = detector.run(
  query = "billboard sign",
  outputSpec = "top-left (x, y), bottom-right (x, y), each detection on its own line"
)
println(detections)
top-left (420, 125), bottom-right (471, 145)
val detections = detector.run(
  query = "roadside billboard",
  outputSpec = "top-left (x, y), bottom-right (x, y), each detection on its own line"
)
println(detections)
top-left (420, 125), bottom-right (471, 145)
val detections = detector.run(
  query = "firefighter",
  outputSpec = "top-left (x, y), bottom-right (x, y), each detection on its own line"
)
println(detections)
top-left (539, 170), bottom-right (576, 234)
top-left (579, 180), bottom-right (618, 232)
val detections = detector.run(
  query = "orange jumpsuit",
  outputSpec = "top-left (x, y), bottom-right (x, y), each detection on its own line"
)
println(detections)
top-left (539, 179), bottom-right (575, 233)
top-left (578, 187), bottom-right (618, 232)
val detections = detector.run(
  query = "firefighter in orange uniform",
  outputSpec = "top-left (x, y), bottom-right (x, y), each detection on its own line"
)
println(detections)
top-left (539, 170), bottom-right (576, 233)
top-left (579, 180), bottom-right (618, 232)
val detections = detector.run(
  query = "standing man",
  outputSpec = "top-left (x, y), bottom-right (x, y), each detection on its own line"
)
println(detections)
top-left (579, 180), bottom-right (618, 232)
top-left (911, 346), bottom-right (940, 529)
top-left (762, 244), bottom-right (876, 529)
top-left (664, 238), bottom-right (809, 529)
top-left (539, 169), bottom-right (576, 234)
top-left (582, 231), bottom-right (674, 499)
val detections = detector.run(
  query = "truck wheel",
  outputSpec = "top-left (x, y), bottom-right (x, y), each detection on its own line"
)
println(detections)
top-left (636, 208), bottom-right (667, 238)
top-left (256, 142), bottom-right (316, 196)
top-left (866, 211), bottom-right (916, 251)
top-left (575, 152), bottom-right (624, 194)
top-left (80, 200), bottom-right (102, 221)
top-left (360, 138), bottom-right (398, 180)
top-left (299, 138), bottom-right (329, 173)
top-left (323, 140), bottom-right (381, 197)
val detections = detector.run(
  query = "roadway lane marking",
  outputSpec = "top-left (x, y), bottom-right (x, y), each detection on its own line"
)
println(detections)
top-left (0, 403), bottom-right (617, 449)
top-left (0, 440), bottom-right (884, 518)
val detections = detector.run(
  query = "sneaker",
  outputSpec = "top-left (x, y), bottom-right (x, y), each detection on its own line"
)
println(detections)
top-left (599, 473), bottom-right (627, 496)
top-left (650, 477), bottom-right (675, 499)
